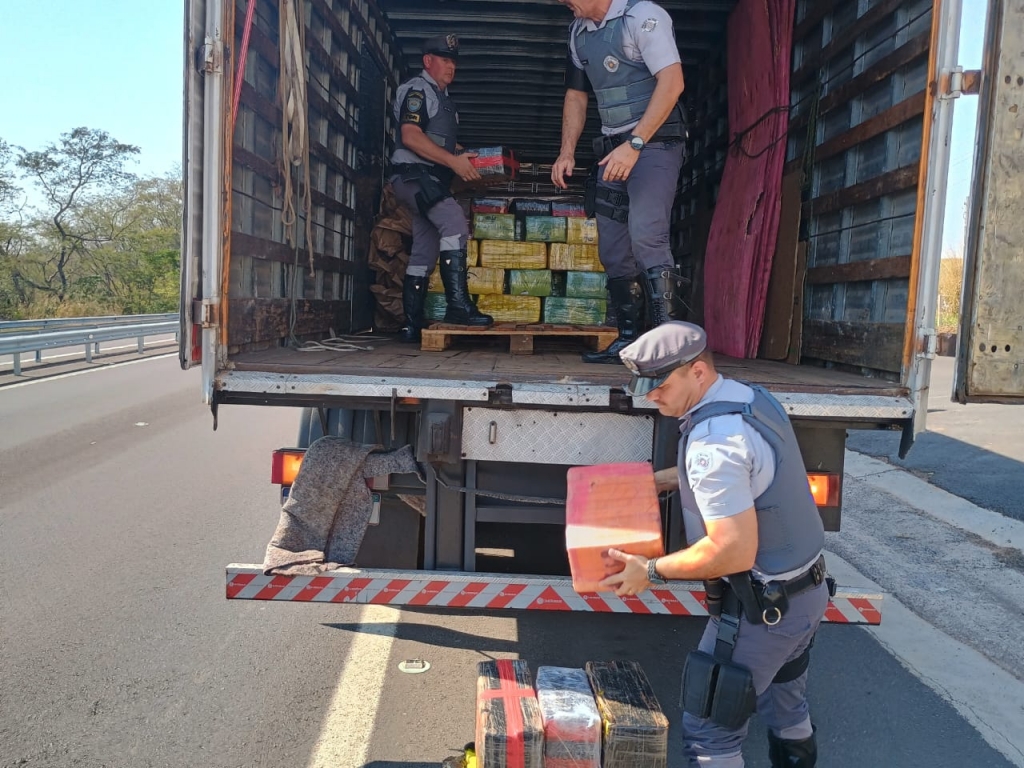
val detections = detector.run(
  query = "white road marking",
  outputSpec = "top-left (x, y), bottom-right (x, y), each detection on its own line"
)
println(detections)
top-left (846, 450), bottom-right (1024, 553)
top-left (306, 605), bottom-right (400, 768)
top-left (0, 353), bottom-right (177, 390)
top-left (827, 552), bottom-right (1024, 767)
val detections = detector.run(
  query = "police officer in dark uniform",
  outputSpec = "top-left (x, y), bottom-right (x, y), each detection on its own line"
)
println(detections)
top-left (602, 321), bottom-right (829, 768)
top-left (390, 34), bottom-right (492, 342)
top-left (552, 0), bottom-right (688, 363)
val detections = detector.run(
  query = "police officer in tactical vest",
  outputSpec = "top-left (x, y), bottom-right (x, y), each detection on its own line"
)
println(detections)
top-left (603, 322), bottom-right (830, 768)
top-left (552, 0), bottom-right (688, 364)
top-left (389, 34), bottom-right (493, 342)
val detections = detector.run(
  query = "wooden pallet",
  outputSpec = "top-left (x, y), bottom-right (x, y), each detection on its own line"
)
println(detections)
top-left (420, 322), bottom-right (618, 355)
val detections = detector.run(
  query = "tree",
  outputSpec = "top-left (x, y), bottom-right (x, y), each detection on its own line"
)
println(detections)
top-left (15, 127), bottom-right (140, 301)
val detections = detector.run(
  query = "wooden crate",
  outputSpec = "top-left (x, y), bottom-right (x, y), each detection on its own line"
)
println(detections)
top-left (420, 322), bottom-right (617, 355)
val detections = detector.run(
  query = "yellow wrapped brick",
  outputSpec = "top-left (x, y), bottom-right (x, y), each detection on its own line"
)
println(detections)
top-left (477, 295), bottom-right (542, 323)
top-left (479, 241), bottom-right (548, 270)
top-left (468, 239), bottom-right (479, 266)
top-left (567, 217), bottom-right (599, 245)
top-left (467, 266), bottom-right (506, 295)
top-left (549, 243), bottom-right (603, 272)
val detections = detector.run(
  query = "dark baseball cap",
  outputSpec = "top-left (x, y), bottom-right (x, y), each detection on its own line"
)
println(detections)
top-left (423, 34), bottom-right (459, 60)
top-left (619, 322), bottom-right (708, 396)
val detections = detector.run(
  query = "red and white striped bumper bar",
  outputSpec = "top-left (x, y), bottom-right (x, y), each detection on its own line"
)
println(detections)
top-left (226, 565), bottom-right (883, 625)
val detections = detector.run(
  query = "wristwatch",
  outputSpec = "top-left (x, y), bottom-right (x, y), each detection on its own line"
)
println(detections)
top-left (628, 134), bottom-right (646, 151)
top-left (647, 557), bottom-right (667, 585)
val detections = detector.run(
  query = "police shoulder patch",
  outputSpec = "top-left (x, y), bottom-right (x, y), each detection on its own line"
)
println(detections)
top-left (641, 18), bottom-right (658, 33)
top-left (690, 450), bottom-right (714, 475)
top-left (406, 93), bottom-right (423, 112)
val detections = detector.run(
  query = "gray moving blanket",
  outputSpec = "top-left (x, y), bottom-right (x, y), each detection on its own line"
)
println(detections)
top-left (263, 437), bottom-right (421, 575)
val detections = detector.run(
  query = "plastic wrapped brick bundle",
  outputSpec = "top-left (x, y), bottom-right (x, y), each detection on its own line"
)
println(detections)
top-left (469, 239), bottom-right (480, 266)
top-left (509, 270), bottom-right (561, 297)
top-left (473, 197), bottom-right (510, 214)
top-left (564, 462), bottom-right (664, 593)
top-left (428, 269), bottom-right (443, 293)
top-left (474, 214), bottom-right (518, 241)
top-left (469, 146), bottom-right (519, 181)
top-left (477, 295), bottom-right (542, 323)
top-left (565, 272), bottom-right (607, 299)
top-left (476, 659), bottom-right (545, 768)
top-left (566, 218), bottom-right (599, 245)
top-left (552, 200), bottom-right (587, 218)
top-left (467, 267), bottom-right (507, 295)
top-left (543, 297), bottom-right (607, 326)
top-left (549, 244), bottom-right (603, 272)
top-left (536, 667), bottom-right (601, 768)
top-left (479, 241), bottom-right (548, 270)
top-left (424, 292), bottom-right (447, 322)
top-left (524, 216), bottom-right (568, 243)
top-left (510, 199), bottom-right (553, 217)
top-left (585, 661), bottom-right (669, 768)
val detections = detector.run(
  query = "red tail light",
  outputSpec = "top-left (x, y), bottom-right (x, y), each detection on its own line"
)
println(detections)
top-left (271, 449), bottom-right (305, 485)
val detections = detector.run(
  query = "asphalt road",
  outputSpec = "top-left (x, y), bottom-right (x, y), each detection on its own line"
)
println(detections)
top-left (848, 356), bottom-right (1024, 521)
top-left (1, 356), bottom-right (1020, 767)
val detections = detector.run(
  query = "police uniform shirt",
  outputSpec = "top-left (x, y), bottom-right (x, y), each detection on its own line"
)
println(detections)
top-left (680, 375), bottom-right (820, 582)
top-left (391, 70), bottom-right (457, 165)
top-left (568, 0), bottom-right (680, 134)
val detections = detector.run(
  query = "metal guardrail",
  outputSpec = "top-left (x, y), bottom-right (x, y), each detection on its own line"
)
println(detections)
top-left (0, 316), bottom-right (179, 376)
top-left (0, 313), bottom-right (177, 335)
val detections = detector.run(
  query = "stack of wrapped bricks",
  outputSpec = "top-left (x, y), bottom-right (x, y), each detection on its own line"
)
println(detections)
top-left (474, 659), bottom-right (668, 768)
top-left (425, 196), bottom-right (606, 325)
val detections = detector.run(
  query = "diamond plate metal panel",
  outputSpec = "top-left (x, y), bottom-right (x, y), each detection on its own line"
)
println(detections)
top-left (461, 408), bottom-right (654, 464)
top-left (218, 371), bottom-right (493, 401)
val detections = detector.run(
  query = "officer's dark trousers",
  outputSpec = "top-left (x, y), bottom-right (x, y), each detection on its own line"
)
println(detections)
top-left (682, 581), bottom-right (829, 767)
top-left (390, 176), bottom-right (469, 277)
top-left (596, 140), bottom-right (685, 279)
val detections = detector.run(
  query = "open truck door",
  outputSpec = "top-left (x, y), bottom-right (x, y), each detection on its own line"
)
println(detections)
top-left (956, 0), bottom-right (1024, 404)
top-left (179, 0), bottom-right (228, 405)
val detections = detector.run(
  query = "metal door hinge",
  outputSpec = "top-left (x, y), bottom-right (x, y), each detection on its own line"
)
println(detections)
top-left (940, 66), bottom-right (982, 99)
top-left (919, 329), bottom-right (937, 361)
top-left (192, 299), bottom-right (220, 328)
top-left (196, 36), bottom-right (223, 75)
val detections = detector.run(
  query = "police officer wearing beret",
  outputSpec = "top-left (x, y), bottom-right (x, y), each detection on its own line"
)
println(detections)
top-left (602, 322), bottom-right (829, 768)
top-left (552, 0), bottom-right (688, 364)
top-left (390, 34), bottom-right (492, 342)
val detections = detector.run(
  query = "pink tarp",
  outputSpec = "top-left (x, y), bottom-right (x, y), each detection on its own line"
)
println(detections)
top-left (703, 0), bottom-right (797, 358)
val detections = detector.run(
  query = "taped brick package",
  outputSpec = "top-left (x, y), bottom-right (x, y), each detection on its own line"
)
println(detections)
top-left (565, 272), bottom-right (607, 300)
top-left (536, 667), bottom-right (601, 768)
top-left (468, 146), bottom-right (519, 181)
top-left (474, 214), bottom-right (518, 241)
top-left (549, 243), bottom-right (603, 272)
top-left (476, 659), bottom-right (544, 768)
top-left (472, 198), bottom-right (510, 214)
top-left (467, 267), bottom-right (507, 296)
top-left (468, 239), bottom-right (479, 266)
top-left (524, 216), bottom-right (568, 243)
top-left (566, 218), bottom-right (599, 245)
top-left (585, 661), bottom-right (669, 768)
top-left (510, 199), bottom-right (553, 218)
top-left (424, 292), bottom-right (447, 322)
top-left (564, 462), bottom-right (664, 593)
top-left (479, 241), bottom-right (548, 270)
top-left (551, 200), bottom-right (587, 218)
top-left (543, 297), bottom-right (607, 326)
top-left (477, 295), bottom-right (542, 323)
top-left (509, 270), bottom-right (562, 297)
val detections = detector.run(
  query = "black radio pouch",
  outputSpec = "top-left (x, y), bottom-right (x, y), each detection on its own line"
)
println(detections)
top-left (680, 651), bottom-right (757, 730)
top-left (413, 169), bottom-right (453, 216)
top-left (583, 164), bottom-right (599, 218)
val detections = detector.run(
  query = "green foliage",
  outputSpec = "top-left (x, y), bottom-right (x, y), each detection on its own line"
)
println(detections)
top-left (0, 128), bottom-right (181, 320)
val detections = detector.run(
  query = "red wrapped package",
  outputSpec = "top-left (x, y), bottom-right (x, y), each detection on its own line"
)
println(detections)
top-left (476, 659), bottom-right (545, 768)
top-left (565, 462), bottom-right (664, 593)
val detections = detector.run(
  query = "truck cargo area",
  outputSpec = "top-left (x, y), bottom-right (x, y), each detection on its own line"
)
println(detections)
top-left (185, 0), bottom-right (941, 416)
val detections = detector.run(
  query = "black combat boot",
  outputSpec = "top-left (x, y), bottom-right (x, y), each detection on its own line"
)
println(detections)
top-left (438, 250), bottom-right (493, 327)
top-left (582, 275), bottom-right (644, 364)
top-left (398, 274), bottom-right (429, 343)
top-left (641, 266), bottom-right (687, 328)
top-left (768, 727), bottom-right (818, 768)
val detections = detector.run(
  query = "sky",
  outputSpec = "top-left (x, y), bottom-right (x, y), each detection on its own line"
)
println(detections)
top-left (0, 0), bottom-right (987, 255)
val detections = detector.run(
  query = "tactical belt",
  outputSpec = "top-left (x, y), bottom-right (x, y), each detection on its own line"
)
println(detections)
top-left (591, 121), bottom-right (686, 158)
top-left (391, 162), bottom-right (454, 187)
